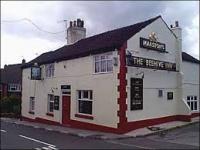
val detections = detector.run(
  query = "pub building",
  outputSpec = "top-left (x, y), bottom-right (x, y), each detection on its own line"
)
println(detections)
top-left (21, 16), bottom-right (199, 134)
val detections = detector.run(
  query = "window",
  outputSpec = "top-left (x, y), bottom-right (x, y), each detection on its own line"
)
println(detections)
top-left (8, 84), bottom-right (21, 92)
top-left (47, 94), bottom-right (54, 113)
top-left (158, 90), bottom-right (163, 97)
top-left (45, 63), bottom-right (55, 78)
top-left (77, 90), bottom-right (93, 115)
top-left (31, 67), bottom-right (41, 80)
top-left (187, 96), bottom-right (198, 111)
top-left (94, 53), bottom-right (113, 73)
top-left (29, 97), bottom-right (35, 112)
top-left (167, 92), bottom-right (173, 100)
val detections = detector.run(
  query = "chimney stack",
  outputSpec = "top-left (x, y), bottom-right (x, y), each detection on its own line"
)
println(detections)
top-left (66, 19), bottom-right (86, 45)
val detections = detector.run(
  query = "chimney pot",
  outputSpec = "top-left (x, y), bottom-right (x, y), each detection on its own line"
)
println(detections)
top-left (70, 21), bottom-right (73, 27)
top-left (81, 20), bottom-right (84, 27)
top-left (170, 25), bottom-right (173, 28)
top-left (22, 59), bottom-right (26, 64)
top-left (175, 21), bottom-right (179, 27)
top-left (77, 18), bottom-right (81, 27)
top-left (73, 21), bottom-right (76, 27)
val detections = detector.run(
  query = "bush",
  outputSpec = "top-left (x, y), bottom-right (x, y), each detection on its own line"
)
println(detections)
top-left (0, 96), bottom-right (21, 115)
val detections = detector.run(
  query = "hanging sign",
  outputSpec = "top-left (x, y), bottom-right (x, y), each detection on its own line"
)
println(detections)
top-left (140, 32), bottom-right (166, 52)
top-left (140, 37), bottom-right (166, 52)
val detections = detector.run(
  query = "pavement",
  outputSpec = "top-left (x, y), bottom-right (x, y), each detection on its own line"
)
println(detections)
top-left (1, 116), bottom-right (199, 140)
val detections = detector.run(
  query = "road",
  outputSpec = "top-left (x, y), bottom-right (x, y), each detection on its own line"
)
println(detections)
top-left (1, 120), bottom-right (199, 149)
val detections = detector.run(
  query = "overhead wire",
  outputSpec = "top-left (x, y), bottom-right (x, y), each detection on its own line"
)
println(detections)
top-left (1, 18), bottom-right (66, 34)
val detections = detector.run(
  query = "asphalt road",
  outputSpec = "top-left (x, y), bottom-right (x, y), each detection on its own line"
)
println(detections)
top-left (1, 120), bottom-right (199, 149)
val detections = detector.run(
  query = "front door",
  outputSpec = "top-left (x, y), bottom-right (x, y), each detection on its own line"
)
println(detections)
top-left (62, 95), bottom-right (70, 124)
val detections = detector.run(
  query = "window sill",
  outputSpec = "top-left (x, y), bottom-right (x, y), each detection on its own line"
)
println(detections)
top-left (46, 112), bottom-right (54, 117)
top-left (75, 114), bottom-right (94, 120)
top-left (28, 111), bottom-right (35, 115)
top-left (93, 71), bottom-right (113, 75)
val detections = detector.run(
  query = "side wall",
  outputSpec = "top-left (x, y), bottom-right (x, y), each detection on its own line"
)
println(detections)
top-left (126, 18), bottom-right (190, 123)
top-left (182, 61), bottom-right (200, 112)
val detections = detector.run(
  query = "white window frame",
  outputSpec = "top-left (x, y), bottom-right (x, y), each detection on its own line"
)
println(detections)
top-left (94, 52), bottom-right (113, 74)
top-left (77, 90), bottom-right (93, 115)
top-left (45, 63), bottom-right (55, 78)
top-left (47, 94), bottom-right (54, 113)
top-left (29, 97), bottom-right (35, 112)
top-left (187, 96), bottom-right (198, 111)
top-left (8, 84), bottom-right (21, 92)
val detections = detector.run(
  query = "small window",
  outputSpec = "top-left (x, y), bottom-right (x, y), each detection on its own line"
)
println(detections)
top-left (47, 94), bottom-right (54, 113)
top-left (167, 92), bottom-right (173, 100)
top-left (29, 97), bottom-right (35, 112)
top-left (186, 95), bottom-right (198, 111)
top-left (77, 90), bottom-right (93, 115)
top-left (8, 84), bottom-right (21, 92)
top-left (158, 90), bottom-right (163, 97)
top-left (45, 63), bottom-right (55, 78)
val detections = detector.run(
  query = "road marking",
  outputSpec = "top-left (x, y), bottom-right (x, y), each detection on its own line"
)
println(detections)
top-left (107, 140), bottom-right (154, 149)
top-left (42, 147), bottom-right (49, 150)
top-left (1, 129), bottom-right (7, 133)
top-left (19, 135), bottom-right (55, 147)
top-left (35, 145), bottom-right (58, 150)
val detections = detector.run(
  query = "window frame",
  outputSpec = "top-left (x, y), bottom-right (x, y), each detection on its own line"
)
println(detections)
top-left (47, 94), bottom-right (54, 113)
top-left (93, 52), bottom-right (113, 74)
top-left (186, 96), bottom-right (198, 111)
top-left (29, 97), bottom-right (35, 113)
top-left (45, 63), bottom-right (55, 78)
top-left (8, 84), bottom-right (21, 92)
top-left (77, 90), bottom-right (93, 115)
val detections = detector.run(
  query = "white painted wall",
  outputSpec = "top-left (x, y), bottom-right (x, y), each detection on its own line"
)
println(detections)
top-left (182, 61), bottom-right (200, 112)
top-left (126, 18), bottom-right (190, 122)
top-left (22, 51), bottom-right (120, 128)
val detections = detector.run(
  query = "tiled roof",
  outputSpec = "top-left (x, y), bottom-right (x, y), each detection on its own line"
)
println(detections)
top-left (22, 15), bottom-right (161, 68)
top-left (182, 52), bottom-right (200, 64)
top-left (0, 64), bottom-right (22, 84)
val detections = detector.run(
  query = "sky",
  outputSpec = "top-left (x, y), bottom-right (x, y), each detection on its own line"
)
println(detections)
top-left (1, 1), bottom-right (199, 67)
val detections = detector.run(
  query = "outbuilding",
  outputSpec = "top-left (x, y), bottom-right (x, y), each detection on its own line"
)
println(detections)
top-left (21, 16), bottom-right (199, 133)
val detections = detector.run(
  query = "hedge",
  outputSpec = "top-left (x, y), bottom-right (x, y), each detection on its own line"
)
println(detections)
top-left (0, 96), bottom-right (21, 115)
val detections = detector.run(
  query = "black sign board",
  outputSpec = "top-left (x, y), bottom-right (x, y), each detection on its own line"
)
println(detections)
top-left (54, 96), bottom-right (59, 110)
top-left (31, 67), bottom-right (41, 80)
top-left (61, 85), bottom-right (71, 89)
top-left (140, 37), bottom-right (166, 52)
top-left (131, 78), bottom-right (143, 110)
top-left (127, 56), bottom-right (176, 71)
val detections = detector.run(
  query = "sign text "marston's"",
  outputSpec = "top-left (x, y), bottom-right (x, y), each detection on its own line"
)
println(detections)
top-left (140, 37), bottom-right (166, 52)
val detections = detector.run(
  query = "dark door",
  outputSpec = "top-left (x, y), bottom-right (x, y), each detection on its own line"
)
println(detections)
top-left (62, 95), bottom-right (70, 124)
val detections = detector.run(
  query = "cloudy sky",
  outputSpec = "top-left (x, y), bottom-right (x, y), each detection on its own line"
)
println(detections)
top-left (1, 1), bottom-right (199, 67)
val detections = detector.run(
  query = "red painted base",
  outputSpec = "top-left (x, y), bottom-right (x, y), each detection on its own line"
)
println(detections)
top-left (21, 112), bottom-right (199, 134)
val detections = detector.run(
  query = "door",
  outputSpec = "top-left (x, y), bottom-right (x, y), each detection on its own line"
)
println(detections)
top-left (62, 95), bottom-right (70, 124)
